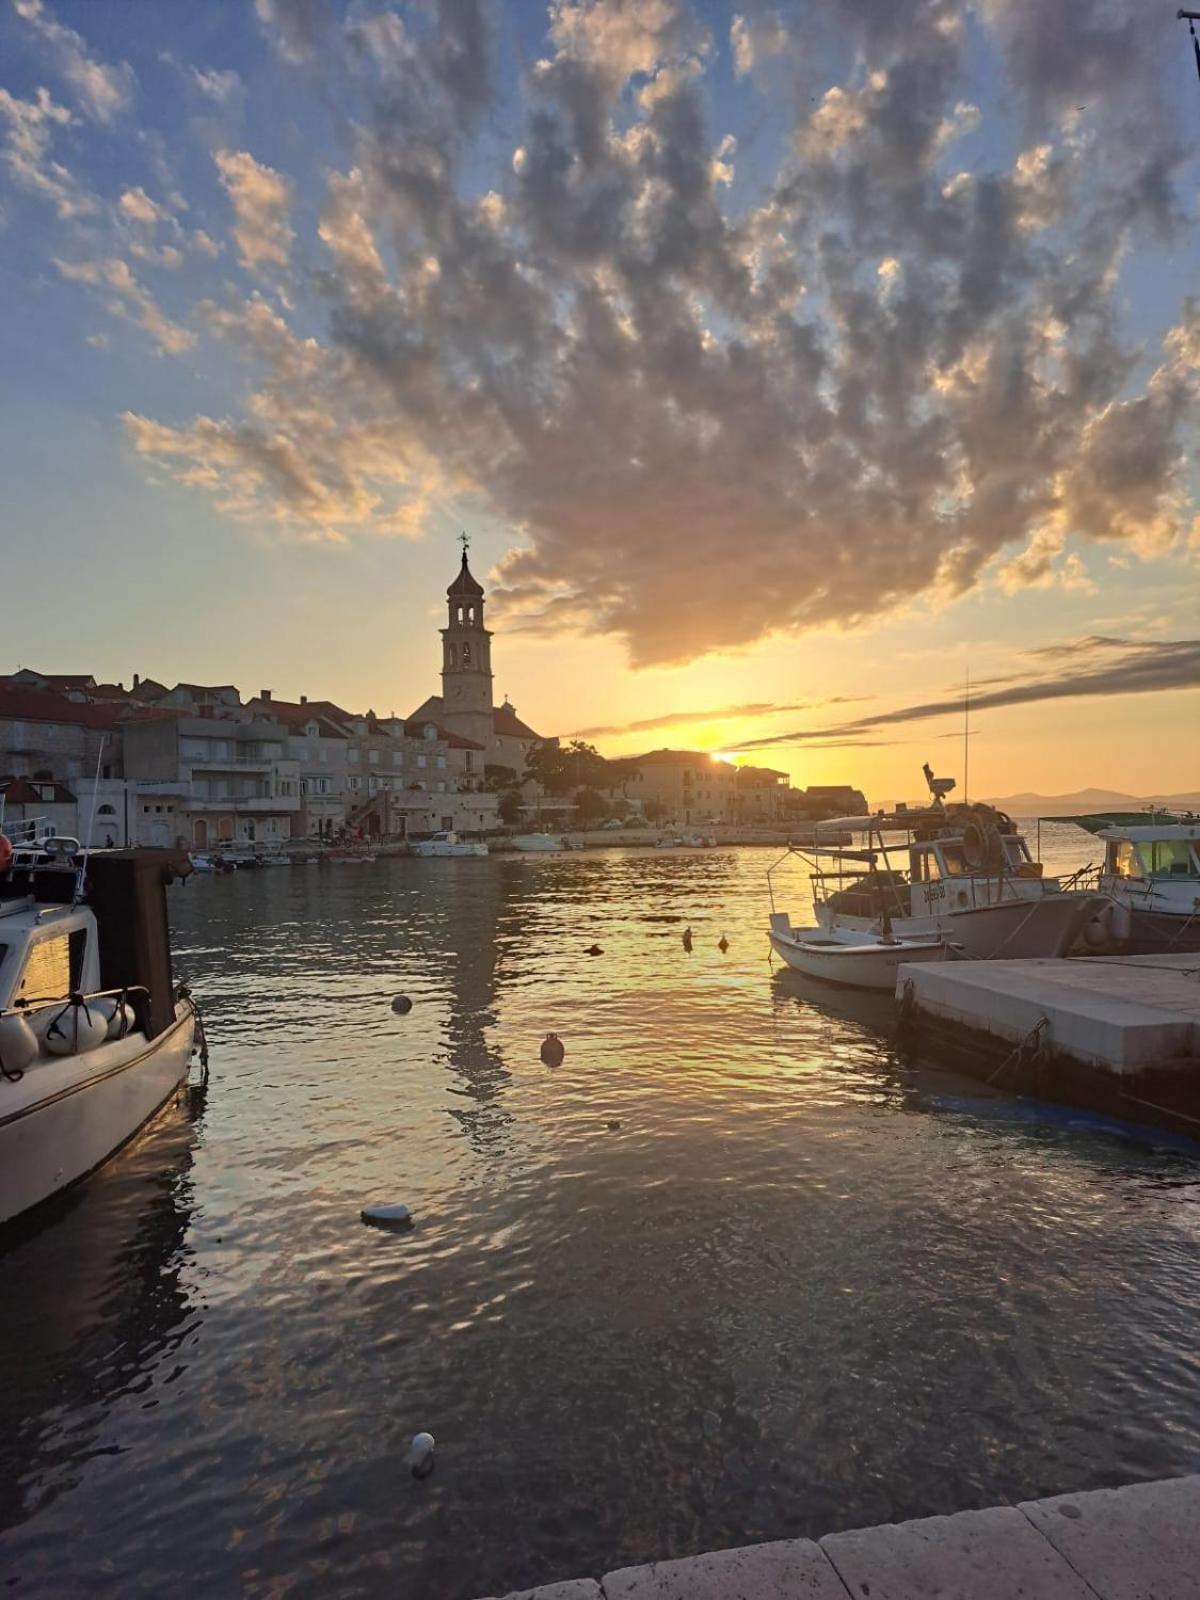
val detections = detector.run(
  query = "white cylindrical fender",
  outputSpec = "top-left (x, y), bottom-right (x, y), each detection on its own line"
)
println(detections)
top-left (0, 1013), bottom-right (39, 1075)
top-left (43, 1001), bottom-right (109, 1056)
top-left (90, 996), bottom-right (138, 1040)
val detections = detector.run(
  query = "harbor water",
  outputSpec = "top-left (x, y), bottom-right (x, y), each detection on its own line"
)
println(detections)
top-left (4, 831), bottom-right (1200, 1598)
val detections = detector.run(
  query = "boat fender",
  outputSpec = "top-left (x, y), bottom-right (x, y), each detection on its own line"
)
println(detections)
top-left (361, 1203), bottom-right (413, 1230)
top-left (0, 834), bottom-right (12, 874)
top-left (1081, 904), bottom-right (1114, 951)
top-left (954, 889), bottom-right (969, 909)
top-left (90, 996), bottom-right (137, 1040)
top-left (407, 1432), bottom-right (436, 1479)
top-left (391, 994), bottom-right (414, 1015)
top-left (0, 1012), bottom-right (38, 1080)
top-left (44, 996), bottom-right (109, 1057)
top-left (540, 1032), bottom-right (565, 1066)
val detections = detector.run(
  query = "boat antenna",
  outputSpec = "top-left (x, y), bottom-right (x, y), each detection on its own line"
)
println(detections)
top-left (74, 736), bottom-right (105, 905)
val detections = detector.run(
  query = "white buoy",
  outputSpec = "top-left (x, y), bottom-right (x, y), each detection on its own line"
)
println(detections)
top-left (391, 994), bottom-right (413, 1015)
top-left (407, 1431), bottom-right (436, 1478)
top-left (361, 1202), bottom-right (413, 1230)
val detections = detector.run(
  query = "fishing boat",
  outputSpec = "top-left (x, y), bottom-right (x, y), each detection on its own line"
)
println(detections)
top-left (768, 911), bottom-right (954, 989)
top-left (0, 834), bottom-right (202, 1226)
top-left (770, 765), bottom-right (1105, 963)
top-left (1060, 813), bottom-right (1200, 954)
top-left (411, 831), bottom-right (489, 858)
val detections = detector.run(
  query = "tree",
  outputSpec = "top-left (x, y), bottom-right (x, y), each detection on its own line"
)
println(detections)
top-left (485, 763), bottom-right (517, 789)
top-left (498, 788), bottom-right (523, 825)
top-left (574, 787), bottom-right (609, 824)
top-left (524, 740), bottom-right (639, 796)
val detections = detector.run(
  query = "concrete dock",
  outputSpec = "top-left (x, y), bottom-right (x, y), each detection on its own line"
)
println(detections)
top-left (894, 952), bottom-right (1200, 1134)
top-left (479, 1473), bottom-right (1200, 1599)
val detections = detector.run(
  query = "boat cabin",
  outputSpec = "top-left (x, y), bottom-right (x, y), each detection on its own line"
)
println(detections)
top-left (1101, 826), bottom-right (1199, 883)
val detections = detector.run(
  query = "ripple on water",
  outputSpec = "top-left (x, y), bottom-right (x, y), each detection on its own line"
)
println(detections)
top-left (3, 838), bottom-right (1200, 1598)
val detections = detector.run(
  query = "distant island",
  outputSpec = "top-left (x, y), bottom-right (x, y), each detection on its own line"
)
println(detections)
top-left (981, 788), bottom-right (1200, 818)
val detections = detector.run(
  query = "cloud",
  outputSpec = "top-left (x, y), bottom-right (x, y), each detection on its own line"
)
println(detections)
top-left (54, 256), bottom-right (195, 354)
top-left (80, 0), bottom-right (1198, 664)
top-left (214, 149), bottom-right (294, 271)
top-left (14, 0), bottom-right (135, 123)
top-left (0, 85), bottom-right (94, 216)
top-left (192, 66), bottom-right (243, 102)
top-left (728, 637), bottom-right (1200, 751)
top-left (730, 12), bottom-right (788, 78)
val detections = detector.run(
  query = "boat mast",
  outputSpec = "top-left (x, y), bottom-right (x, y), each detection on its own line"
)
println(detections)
top-left (963, 664), bottom-right (970, 803)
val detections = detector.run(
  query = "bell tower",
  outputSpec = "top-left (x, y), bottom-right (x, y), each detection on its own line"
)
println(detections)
top-left (440, 535), bottom-right (494, 752)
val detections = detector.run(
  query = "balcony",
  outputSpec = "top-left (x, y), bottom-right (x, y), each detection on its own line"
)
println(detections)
top-left (186, 795), bottom-right (300, 814)
top-left (185, 756), bottom-right (275, 772)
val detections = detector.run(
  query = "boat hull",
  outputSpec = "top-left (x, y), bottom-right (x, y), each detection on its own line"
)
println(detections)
top-left (509, 837), bottom-right (563, 853)
top-left (817, 893), bottom-right (1102, 960)
top-left (769, 930), bottom-right (951, 990)
top-left (0, 1004), bottom-right (196, 1226)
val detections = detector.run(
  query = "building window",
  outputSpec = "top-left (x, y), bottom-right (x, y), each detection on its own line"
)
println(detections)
top-left (417, 754), bottom-right (427, 769)
top-left (436, 755), bottom-right (446, 770)
top-left (349, 748), bottom-right (360, 764)
top-left (368, 750), bottom-right (379, 766)
top-left (462, 642), bottom-right (472, 667)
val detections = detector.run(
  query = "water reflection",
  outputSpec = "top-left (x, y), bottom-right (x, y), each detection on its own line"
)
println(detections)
top-left (2, 842), bottom-right (1200, 1600)
top-left (0, 1086), bottom-right (205, 1536)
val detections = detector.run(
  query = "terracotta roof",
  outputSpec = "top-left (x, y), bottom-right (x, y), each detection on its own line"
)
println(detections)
top-left (171, 683), bottom-right (241, 697)
top-left (1, 775), bottom-right (77, 803)
top-left (404, 718), bottom-right (485, 750)
top-left (8, 671), bottom-right (97, 689)
top-left (253, 698), bottom-right (355, 730)
top-left (447, 551), bottom-right (484, 598)
top-left (0, 686), bottom-right (127, 730)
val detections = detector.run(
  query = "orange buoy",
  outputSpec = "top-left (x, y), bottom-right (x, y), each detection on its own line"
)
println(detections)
top-left (540, 1032), bottom-right (565, 1067)
top-left (0, 834), bottom-right (12, 874)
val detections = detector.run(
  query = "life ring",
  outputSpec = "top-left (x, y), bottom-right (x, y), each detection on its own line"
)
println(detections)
top-left (0, 834), bottom-right (12, 873)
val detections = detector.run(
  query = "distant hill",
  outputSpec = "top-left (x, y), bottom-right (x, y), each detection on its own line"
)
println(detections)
top-left (982, 788), bottom-right (1200, 817)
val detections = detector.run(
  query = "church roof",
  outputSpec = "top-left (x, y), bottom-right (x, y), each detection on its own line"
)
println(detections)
top-left (493, 702), bottom-right (540, 740)
top-left (447, 550), bottom-right (484, 598)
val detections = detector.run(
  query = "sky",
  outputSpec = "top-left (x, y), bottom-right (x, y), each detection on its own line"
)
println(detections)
top-left (0, 0), bottom-right (1197, 802)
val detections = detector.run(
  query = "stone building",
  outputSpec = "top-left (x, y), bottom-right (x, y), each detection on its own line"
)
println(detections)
top-left (624, 750), bottom-right (738, 825)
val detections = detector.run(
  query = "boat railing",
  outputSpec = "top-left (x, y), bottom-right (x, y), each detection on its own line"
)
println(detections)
top-left (0, 983), bottom-right (151, 1024)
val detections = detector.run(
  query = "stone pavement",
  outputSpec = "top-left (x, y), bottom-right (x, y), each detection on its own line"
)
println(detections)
top-left (479, 1473), bottom-right (1200, 1599)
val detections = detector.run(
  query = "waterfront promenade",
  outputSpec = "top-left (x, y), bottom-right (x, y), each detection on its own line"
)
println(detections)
top-left (483, 1474), bottom-right (1200, 1599)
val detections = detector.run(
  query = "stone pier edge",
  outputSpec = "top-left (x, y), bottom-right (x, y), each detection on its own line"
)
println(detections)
top-left (480, 1472), bottom-right (1200, 1600)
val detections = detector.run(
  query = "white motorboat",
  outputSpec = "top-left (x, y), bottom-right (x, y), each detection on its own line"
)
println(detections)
top-left (768, 912), bottom-right (954, 989)
top-left (0, 836), bottom-right (201, 1226)
top-left (411, 831), bottom-right (489, 858)
top-left (770, 765), bottom-right (1106, 963)
top-left (1061, 813), bottom-right (1200, 954)
top-left (509, 834), bottom-right (564, 853)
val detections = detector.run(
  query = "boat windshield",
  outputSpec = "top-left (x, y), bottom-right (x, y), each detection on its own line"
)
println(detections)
top-left (1116, 839), bottom-right (1198, 878)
